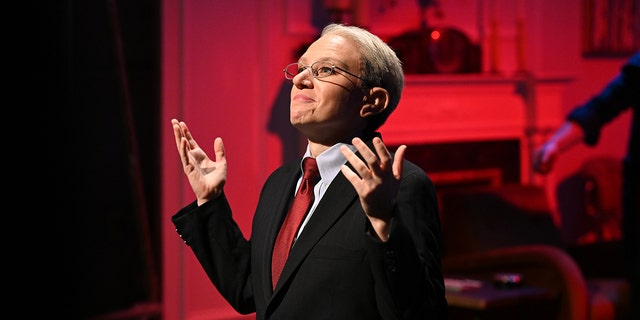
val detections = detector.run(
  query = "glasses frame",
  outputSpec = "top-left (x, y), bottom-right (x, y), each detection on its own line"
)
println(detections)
top-left (283, 61), bottom-right (369, 86)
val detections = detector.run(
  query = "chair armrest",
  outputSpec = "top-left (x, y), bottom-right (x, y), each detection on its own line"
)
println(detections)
top-left (442, 244), bottom-right (589, 320)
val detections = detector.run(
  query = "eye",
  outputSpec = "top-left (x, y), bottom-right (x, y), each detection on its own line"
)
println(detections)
top-left (315, 65), bottom-right (333, 77)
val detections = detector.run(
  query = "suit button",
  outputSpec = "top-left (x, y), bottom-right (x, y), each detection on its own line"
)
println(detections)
top-left (384, 249), bottom-right (397, 271)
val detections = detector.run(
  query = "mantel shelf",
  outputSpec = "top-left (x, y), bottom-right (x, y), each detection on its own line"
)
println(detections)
top-left (404, 73), bottom-right (574, 86)
top-left (382, 73), bottom-right (574, 184)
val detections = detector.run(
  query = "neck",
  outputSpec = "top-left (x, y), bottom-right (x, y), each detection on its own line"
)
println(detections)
top-left (306, 131), bottom-right (380, 158)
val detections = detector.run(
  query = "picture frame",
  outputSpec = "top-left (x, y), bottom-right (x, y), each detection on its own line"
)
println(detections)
top-left (582, 0), bottom-right (640, 57)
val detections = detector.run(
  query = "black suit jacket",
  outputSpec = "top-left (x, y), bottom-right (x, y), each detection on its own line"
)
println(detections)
top-left (172, 137), bottom-right (448, 319)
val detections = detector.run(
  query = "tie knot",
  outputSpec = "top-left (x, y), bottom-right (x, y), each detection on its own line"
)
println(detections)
top-left (302, 157), bottom-right (319, 181)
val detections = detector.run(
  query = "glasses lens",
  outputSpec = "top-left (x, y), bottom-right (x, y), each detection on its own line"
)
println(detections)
top-left (312, 61), bottom-right (333, 78)
top-left (283, 62), bottom-right (337, 80)
top-left (284, 63), bottom-right (301, 79)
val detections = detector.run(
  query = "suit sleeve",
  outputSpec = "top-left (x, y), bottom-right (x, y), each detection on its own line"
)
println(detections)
top-left (366, 161), bottom-right (448, 319)
top-left (567, 52), bottom-right (640, 146)
top-left (171, 194), bottom-right (256, 314)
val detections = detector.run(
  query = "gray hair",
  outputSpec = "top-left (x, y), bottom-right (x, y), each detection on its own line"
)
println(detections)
top-left (320, 23), bottom-right (404, 132)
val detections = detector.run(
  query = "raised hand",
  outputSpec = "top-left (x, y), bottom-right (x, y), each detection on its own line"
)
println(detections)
top-left (340, 137), bottom-right (406, 241)
top-left (532, 121), bottom-right (585, 175)
top-left (171, 119), bottom-right (227, 205)
top-left (532, 142), bottom-right (558, 174)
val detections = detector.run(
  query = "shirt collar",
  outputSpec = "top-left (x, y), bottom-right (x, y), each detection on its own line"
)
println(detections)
top-left (302, 143), bottom-right (357, 183)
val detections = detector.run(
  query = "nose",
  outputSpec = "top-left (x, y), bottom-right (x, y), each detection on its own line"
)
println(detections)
top-left (293, 68), bottom-right (313, 88)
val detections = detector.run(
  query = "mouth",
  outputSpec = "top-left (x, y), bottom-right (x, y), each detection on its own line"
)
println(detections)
top-left (293, 94), bottom-right (315, 102)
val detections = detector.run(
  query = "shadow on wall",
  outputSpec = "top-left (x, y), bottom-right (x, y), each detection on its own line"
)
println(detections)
top-left (268, 80), bottom-right (306, 162)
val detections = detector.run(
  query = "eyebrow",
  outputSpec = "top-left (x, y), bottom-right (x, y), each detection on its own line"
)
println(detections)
top-left (298, 58), bottom-right (350, 69)
top-left (299, 56), bottom-right (331, 62)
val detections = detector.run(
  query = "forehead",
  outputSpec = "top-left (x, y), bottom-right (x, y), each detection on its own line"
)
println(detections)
top-left (301, 34), bottom-right (361, 67)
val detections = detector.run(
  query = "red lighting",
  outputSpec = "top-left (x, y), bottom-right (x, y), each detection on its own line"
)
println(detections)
top-left (430, 30), bottom-right (441, 40)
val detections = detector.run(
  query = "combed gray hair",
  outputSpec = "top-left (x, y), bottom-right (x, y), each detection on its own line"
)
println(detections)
top-left (321, 23), bottom-right (404, 132)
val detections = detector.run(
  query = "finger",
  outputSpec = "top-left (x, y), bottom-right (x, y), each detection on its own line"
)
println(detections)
top-left (172, 119), bottom-right (184, 151)
top-left (340, 163), bottom-right (361, 187)
top-left (179, 136), bottom-right (191, 168)
top-left (372, 137), bottom-right (392, 169)
top-left (213, 137), bottom-right (226, 163)
top-left (392, 145), bottom-right (406, 179)
top-left (178, 121), bottom-right (200, 149)
top-left (537, 153), bottom-right (553, 174)
top-left (533, 146), bottom-right (553, 174)
top-left (532, 150), bottom-right (543, 168)
top-left (339, 145), bottom-right (366, 190)
top-left (340, 144), bottom-right (367, 179)
top-left (172, 120), bottom-right (192, 167)
top-left (351, 138), bottom-right (378, 170)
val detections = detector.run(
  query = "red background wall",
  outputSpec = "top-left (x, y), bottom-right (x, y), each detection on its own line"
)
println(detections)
top-left (53, 0), bottom-right (635, 318)
top-left (161, 1), bottom-right (634, 319)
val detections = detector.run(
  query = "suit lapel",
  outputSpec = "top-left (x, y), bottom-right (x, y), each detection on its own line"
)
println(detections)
top-left (260, 161), bottom-right (301, 299)
top-left (269, 136), bottom-right (378, 295)
top-left (272, 169), bottom-right (358, 294)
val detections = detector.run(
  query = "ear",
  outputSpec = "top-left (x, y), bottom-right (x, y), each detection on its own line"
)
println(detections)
top-left (360, 87), bottom-right (389, 117)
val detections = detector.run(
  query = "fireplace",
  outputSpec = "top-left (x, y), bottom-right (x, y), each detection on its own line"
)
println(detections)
top-left (380, 73), bottom-right (573, 187)
top-left (395, 139), bottom-right (521, 191)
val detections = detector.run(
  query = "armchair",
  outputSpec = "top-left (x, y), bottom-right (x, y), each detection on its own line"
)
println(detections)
top-left (443, 244), bottom-right (588, 320)
top-left (438, 183), bottom-right (629, 320)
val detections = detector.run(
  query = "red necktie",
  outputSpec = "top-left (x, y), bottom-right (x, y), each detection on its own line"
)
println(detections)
top-left (272, 157), bottom-right (320, 289)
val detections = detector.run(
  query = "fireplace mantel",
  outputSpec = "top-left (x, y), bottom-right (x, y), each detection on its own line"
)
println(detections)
top-left (380, 73), bottom-right (573, 184)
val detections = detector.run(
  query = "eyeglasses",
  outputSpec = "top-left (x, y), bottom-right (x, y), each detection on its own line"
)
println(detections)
top-left (283, 61), bottom-right (369, 86)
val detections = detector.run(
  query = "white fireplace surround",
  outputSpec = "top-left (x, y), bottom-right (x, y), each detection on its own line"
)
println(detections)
top-left (380, 73), bottom-right (573, 185)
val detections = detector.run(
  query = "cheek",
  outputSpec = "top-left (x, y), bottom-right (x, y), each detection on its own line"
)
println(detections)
top-left (316, 85), bottom-right (365, 120)
top-left (325, 101), bottom-right (364, 127)
top-left (325, 94), bottom-right (359, 118)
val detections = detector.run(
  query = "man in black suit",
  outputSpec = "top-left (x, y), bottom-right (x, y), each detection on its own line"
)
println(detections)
top-left (170, 23), bottom-right (448, 319)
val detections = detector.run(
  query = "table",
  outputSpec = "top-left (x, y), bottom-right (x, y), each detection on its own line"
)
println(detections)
top-left (445, 277), bottom-right (558, 320)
